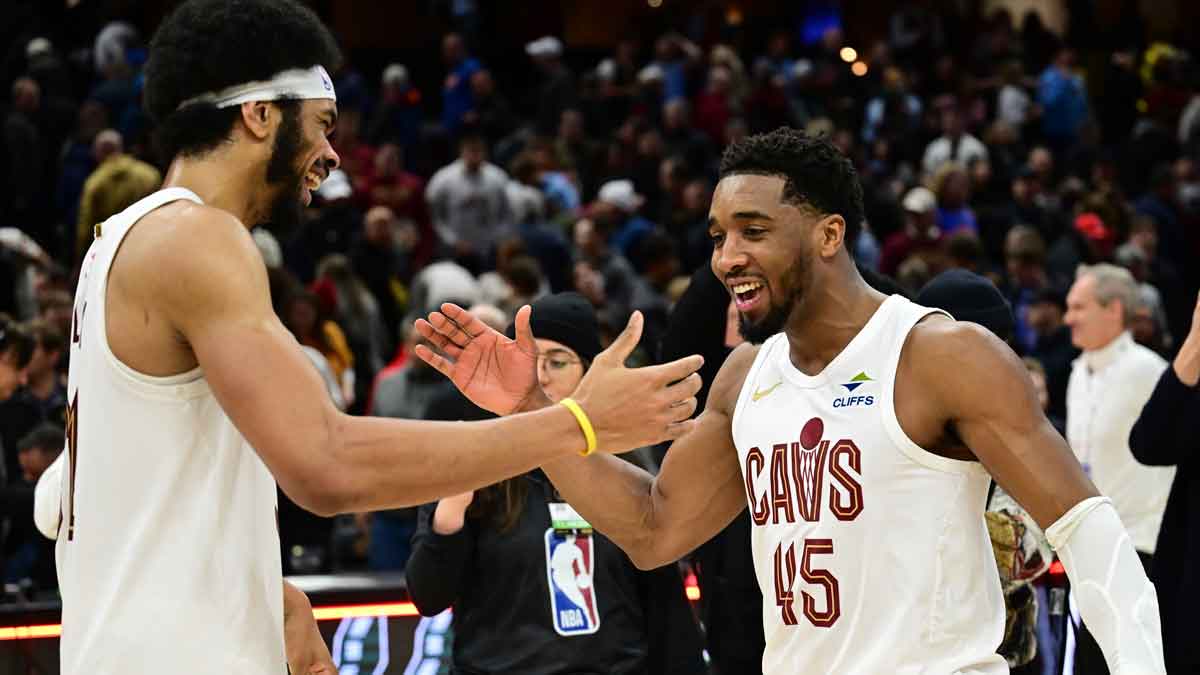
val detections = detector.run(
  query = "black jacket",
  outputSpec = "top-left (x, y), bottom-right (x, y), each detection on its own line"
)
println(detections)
top-left (1128, 365), bottom-right (1200, 668)
top-left (407, 471), bottom-right (706, 675)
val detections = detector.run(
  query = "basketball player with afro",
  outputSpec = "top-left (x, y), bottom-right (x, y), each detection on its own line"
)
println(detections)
top-left (57, 1), bottom-right (702, 672)
top-left (419, 129), bottom-right (1165, 673)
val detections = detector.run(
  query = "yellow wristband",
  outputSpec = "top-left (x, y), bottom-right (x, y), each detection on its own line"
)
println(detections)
top-left (559, 398), bottom-right (597, 457)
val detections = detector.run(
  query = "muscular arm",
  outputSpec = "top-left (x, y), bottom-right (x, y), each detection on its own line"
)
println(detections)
top-left (542, 345), bottom-right (754, 569)
top-left (907, 320), bottom-right (1098, 528)
top-left (158, 209), bottom-right (586, 515)
top-left (912, 322), bottom-right (1166, 672)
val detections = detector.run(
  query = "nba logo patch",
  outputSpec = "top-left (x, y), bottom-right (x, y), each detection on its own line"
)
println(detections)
top-left (544, 529), bottom-right (600, 636)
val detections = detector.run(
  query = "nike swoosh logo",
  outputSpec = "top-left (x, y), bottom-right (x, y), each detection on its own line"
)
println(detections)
top-left (752, 381), bottom-right (783, 402)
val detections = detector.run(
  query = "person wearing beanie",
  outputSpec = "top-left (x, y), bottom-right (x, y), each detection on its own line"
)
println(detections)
top-left (917, 269), bottom-right (1064, 673)
top-left (916, 268), bottom-right (1015, 342)
top-left (406, 293), bottom-right (706, 675)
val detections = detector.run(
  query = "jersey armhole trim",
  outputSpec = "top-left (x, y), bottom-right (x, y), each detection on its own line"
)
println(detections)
top-left (95, 189), bottom-right (212, 400)
top-left (880, 310), bottom-right (990, 476)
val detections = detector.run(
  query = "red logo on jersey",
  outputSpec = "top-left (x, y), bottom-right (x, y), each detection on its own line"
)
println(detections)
top-left (744, 417), bottom-right (865, 526)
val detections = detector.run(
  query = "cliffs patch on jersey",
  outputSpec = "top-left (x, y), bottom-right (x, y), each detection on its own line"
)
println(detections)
top-left (833, 371), bottom-right (874, 408)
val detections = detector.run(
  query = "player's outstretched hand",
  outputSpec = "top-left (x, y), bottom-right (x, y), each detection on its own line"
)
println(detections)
top-left (570, 311), bottom-right (704, 452)
top-left (414, 303), bottom-right (539, 415)
top-left (416, 305), bottom-right (704, 451)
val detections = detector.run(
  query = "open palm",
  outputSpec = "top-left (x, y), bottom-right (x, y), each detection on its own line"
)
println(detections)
top-left (414, 303), bottom-right (540, 415)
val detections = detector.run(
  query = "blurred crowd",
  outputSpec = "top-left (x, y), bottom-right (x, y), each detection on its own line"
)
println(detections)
top-left (2, 1), bottom-right (1200, 667)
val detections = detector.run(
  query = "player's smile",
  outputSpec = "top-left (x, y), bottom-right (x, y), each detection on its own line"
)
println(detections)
top-left (728, 276), bottom-right (769, 317)
top-left (301, 165), bottom-right (326, 205)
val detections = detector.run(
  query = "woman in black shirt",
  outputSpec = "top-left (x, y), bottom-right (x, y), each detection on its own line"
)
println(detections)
top-left (407, 292), bottom-right (707, 675)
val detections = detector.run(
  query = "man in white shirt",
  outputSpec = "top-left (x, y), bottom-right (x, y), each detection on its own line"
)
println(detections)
top-left (921, 102), bottom-right (988, 177)
top-left (424, 133), bottom-right (512, 268)
top-left (1065, 263), bottom-right (1174, 672)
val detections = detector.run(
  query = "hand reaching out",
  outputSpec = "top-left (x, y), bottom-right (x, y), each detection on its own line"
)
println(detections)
top-left (416, 304), bottom-right (705, 453)
top-left (414, 303), bottom-right (540, 415)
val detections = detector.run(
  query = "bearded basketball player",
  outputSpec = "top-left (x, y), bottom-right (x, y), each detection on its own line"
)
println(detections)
top-left (59, 1), bottom-right (701, 672)
top-left (417, 129), bottom-right (1164, 673)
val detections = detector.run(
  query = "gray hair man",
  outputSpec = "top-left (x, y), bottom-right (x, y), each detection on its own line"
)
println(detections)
top-left (1064, 263), bottom-right (1175, 672)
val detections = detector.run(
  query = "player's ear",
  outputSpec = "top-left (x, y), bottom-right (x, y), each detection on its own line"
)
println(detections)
top-left (816, 214), bottom-right (846, 258)
top-left (240, 102), bottom-right (273, 140)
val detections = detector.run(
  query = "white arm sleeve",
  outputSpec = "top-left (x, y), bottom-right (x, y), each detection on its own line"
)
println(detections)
top-left (33, 453), bottom-right (65, 540)
top-left (1046, 496), bottom-right (1165, 675)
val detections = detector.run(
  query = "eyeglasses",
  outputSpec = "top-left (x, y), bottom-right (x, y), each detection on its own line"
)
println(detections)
top-left (538, 350), bottom-right (581, 372)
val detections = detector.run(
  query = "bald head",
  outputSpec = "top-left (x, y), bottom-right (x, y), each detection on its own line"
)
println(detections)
top-left (93, 129), bottom-right (124, 163)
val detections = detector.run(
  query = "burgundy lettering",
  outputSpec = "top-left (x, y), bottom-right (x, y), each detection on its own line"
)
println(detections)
top-left (791, 440), bottom-right (829, 522)
top-left (829, 440), bottom-right (864, 521)
top-left (745, 446), bottom-right (769, 525)
top-left (770, 443), bottom-right (795, 524)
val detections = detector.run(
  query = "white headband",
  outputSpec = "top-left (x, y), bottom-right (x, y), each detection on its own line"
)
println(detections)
top-left (176, 65), bottom-right (336, 110)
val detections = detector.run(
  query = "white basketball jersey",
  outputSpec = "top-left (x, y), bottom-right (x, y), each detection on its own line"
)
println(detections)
top-left (731, 295), bottom-right (1006, 674)
top-left (58, 188), bottom-right (285, 673)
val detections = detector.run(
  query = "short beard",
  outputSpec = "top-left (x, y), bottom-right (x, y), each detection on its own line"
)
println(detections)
top-left (262, 103), bottom-right (307, 233)
top-left (739, 301), bottom-right (793, 344)
top-left (737, 255), bottom-right (807, 345)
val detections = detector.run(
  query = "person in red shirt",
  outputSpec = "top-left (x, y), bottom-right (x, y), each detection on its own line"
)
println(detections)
top-left (354, 143), bottom-right (434, 267)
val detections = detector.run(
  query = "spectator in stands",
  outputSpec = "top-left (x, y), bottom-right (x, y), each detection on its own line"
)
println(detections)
top-left (1037, 48), bottom-right (1088, 150)
top-left (650, 33), bottom-right (701, 103)
top-left (0, 318), bottom-right (34, 482)
top-left (555, 108), bottom-right (602, 201)
top-left (661, 98), bottom-right (714, 172)
top-left (1128, 290), bottom-right (1200, 673)
top-left (56, 101), bottom-right (109, 240)
top-left (408, 292), bottom-right (706, 675)
top-left (75, 129), bottom-right (161, 262)
top-left (1024, 357), bottom-right (1063, 432)
top-left (574, 216), bottom-right (636, 336)
top-left (313, 254), bottom-right (391, 409)
top-left (1025, 286), bottom-right (1076, 421)
top-left (1135, 165), bottom-right (1184, 269)
top-left (4, 78), bottom-right (47, 233)
top-left (594, 179), bottom-right (655, 258)
top-left (0, 319), bottom-right (66, 478)
top-left (366, 63), bottom-right (422, 149)
top-left (1064, 264), bottom-right (1175, 672)
top-left (996, 60), bottom-right (1033, 131)
top-left (922, 100), bottom-right (988, 177)
top-left (2, 423), bottom-right (63, 589)
top-left (441, 33), bottom-right (481, 136)
top-left (931, 161), bottom-right (977, 236)
top-left (466, 70), bottom-right (517, 154)
top-left (1115, 244), bottom-right (1171, 350)
top-left (330, 107), bottom-right (376, 183)
top-left (354, 143), bottom-right (433, 268)
top-left (862, 66), bottom-right (923, 145)
top-left (366, 324), bottom-right (459, 571)
top-left (695, 65), bottom-right (737, 148)
top-left (526, 37), bottom-right (576, 137)
top-left (282, 291), bottom-right (355, 409)
top-left (880, 186), bottom-right (941, 277)
top-left (630, 230), bottom-right (680, 356)
top-left (350, 205), bottom-right (413, 336)
top-left (425, 133), bottom-right (512, 271)
top-left (1003, 225), bottom-right (1049, 352)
